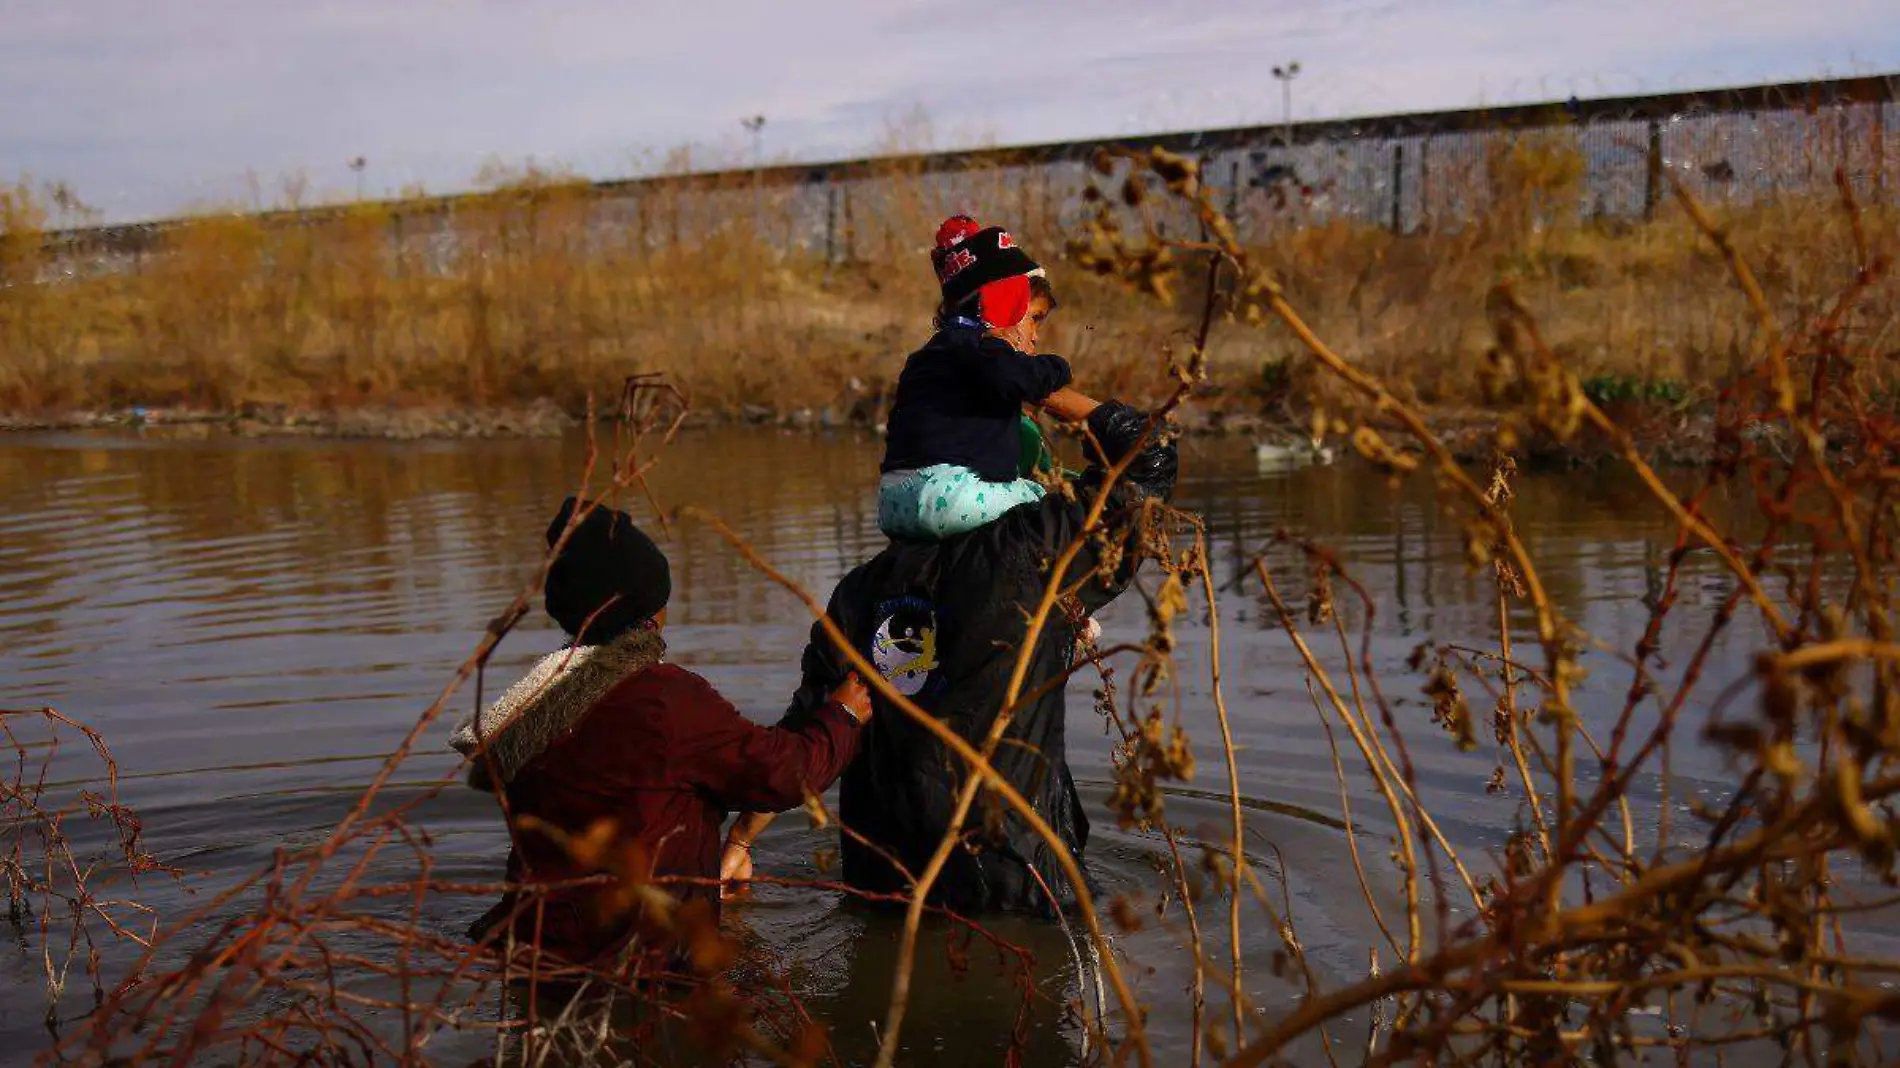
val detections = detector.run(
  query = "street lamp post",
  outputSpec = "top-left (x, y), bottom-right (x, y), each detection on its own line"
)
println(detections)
top-left (347, 156), bottom-right (367, 201)
top-left (1270, 62), bottom-right (1301, 153)
top-left (741, 115), bottom-right (767, 238)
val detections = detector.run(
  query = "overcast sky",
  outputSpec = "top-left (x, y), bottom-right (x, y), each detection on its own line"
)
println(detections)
top-left (5, 0), bottom-right (1897, 223)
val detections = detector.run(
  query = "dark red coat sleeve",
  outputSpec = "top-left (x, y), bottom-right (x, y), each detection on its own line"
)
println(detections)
top-left (664, 668), bottom-right (863, 811)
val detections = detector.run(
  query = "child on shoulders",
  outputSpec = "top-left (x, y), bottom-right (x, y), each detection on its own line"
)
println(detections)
top-left (878, 216), bottom-right (1100, 540)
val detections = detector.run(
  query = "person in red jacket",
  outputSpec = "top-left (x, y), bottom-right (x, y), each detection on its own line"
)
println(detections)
top-left (451, 497), bottom-right (870, 976)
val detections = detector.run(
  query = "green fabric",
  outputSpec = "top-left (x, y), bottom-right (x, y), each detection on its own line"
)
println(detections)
top-left (1017, 414), bottom-right (1079, 479)
top-left (1018, 414), bottom-right (1054, 477)
top-left (879, 465), bottom-right (1048, 540)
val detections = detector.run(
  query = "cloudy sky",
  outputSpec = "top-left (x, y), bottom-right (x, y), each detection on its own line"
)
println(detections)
top-left (6, 0), bottom-right (1898, 223)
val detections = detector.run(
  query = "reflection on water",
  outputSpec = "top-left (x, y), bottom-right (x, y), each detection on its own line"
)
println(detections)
top-left (0, 428), bottom-right (1775, 1063)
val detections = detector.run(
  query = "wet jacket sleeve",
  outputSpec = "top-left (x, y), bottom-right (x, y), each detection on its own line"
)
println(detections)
top-left (780, 581), bottom-right (857, 727)
top-left (671, 670), bottom-right (862, 812)
top-left (1078, 400), bottom-right (1180, 503)
top-left (1021, 399), bottom-right (1181, 614)
top-left (968, 335), bottom-right (1072, 406)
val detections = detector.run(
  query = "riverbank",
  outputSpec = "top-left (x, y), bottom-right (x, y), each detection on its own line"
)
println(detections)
top-left (0, 399), bottom-right (578, 440)
top-left (6, 172), bottom-right (1893, 432)
top-left (0, 394), bottom-right (1755, 471)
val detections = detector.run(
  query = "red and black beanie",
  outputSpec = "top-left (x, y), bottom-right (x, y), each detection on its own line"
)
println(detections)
top-left (931, 215), bottom-right (1042, 329)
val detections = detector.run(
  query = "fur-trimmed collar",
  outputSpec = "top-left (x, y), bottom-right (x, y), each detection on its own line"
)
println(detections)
top-left (449, 629), bottom-right (666, 792)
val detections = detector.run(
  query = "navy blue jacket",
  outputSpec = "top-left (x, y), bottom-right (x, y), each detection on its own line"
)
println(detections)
top-left (881, 326), bottom-right (1073, 482)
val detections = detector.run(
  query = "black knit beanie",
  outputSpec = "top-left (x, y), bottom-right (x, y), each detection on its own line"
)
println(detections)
top-left (931, 216), bottom-right (1042, 309)
top-left (542, 497), bottom-right (672, 642)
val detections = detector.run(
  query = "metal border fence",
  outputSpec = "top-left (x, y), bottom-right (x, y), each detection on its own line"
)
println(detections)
top-left (36, 73), bottom-right (1899, 272)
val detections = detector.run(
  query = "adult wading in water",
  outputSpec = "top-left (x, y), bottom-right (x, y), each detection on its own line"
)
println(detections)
top-left (721, 401), bottom-right (1177, 915)
top-left (450, 498), bottom-right (871, 977)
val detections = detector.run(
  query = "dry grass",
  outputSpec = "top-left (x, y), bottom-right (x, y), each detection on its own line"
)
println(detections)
top-left (3, 127), bottom-right (1896, 429)
top-left (1222, 196), bottom-right (1900, 411)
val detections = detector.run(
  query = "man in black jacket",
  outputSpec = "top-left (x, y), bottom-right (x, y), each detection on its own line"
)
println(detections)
top-left (722, 400), bottom-right (1178, 915)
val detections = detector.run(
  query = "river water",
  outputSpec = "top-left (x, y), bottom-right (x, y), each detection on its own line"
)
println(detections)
top-left (0, 428), bottom-right (1826, 1064)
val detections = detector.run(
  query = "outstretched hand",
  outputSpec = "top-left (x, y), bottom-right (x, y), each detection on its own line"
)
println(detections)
top-left (829, 672), bottom-right (872, 724)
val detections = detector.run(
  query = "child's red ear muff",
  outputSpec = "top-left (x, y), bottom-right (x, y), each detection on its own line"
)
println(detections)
top-left (978, 275), bottom-right (1032, 330)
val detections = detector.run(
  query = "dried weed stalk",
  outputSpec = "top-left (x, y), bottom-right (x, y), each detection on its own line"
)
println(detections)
top-left (1072, 143), bottom-right (1900, 1063)
top-left (7, 139), bottom-right (1900, 1068)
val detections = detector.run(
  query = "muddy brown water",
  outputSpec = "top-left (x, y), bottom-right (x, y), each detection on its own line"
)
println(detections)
top-left (0, 429), bottom-right (1881, 1064)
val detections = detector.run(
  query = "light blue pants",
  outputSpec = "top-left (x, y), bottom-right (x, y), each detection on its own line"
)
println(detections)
top-left (877, 465), bottom-right (1047, 540)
